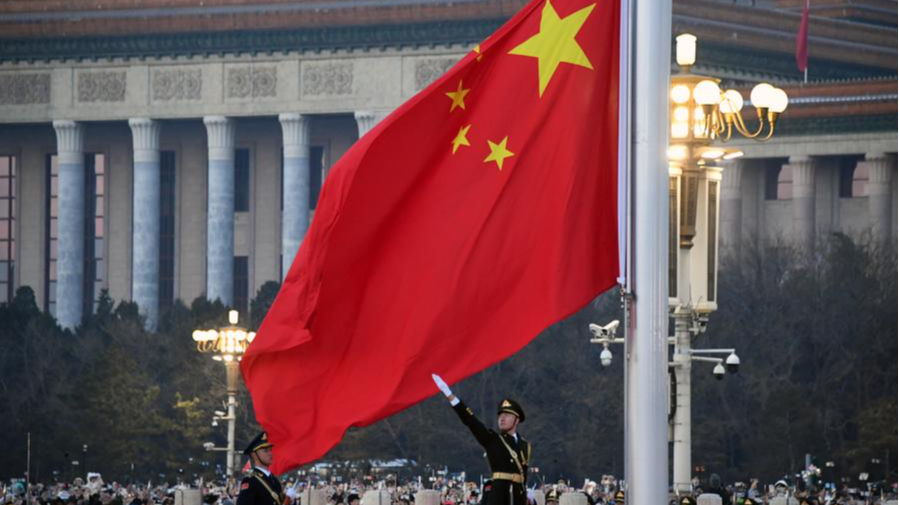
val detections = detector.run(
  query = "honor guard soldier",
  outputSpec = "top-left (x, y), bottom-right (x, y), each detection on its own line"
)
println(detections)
top-left (237, 432), bottom-right (287, 505)
top-left (432, 374), bottom-right (531, 505)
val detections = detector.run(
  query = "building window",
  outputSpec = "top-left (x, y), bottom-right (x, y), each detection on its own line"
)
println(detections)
top-left (159, 151), bottom-right (176, 310)
top-left (45, 153), bottom-right (105, 316)
top-left (0, 156), bottom-right (15, 303)
top-left (235, 148), bottom-right (250, 212)
top-left (310, 146), bottom-right (325, 210)
top-left (839, 160), bottom-right (868, 198)
top-left (85, 154), bottom-right (105, 316)
top-left (233, 256), bottom-right (249, 316)
top-left (765, 165), bottom-right (792, 201)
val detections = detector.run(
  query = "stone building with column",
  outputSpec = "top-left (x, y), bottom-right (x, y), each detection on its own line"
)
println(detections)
top-left (0, 0), bottom-right (895, 330)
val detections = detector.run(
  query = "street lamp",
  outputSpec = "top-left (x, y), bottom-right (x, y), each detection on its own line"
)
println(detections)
top-left (667, 33), bottom-right (787, 496)
top-left (589, 34), bottom-right (784, 498)
top-left (192, 309), bottom-right (256, 477)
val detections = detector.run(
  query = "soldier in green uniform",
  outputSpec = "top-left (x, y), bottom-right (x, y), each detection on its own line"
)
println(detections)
top-left (432, 374), bottom-right (531, 505)
top-left (237, 432), bottom-right (286, 505)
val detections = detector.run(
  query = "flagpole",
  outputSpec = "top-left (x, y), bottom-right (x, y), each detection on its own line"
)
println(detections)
top-left (625, 3), bottom-right (671, 505)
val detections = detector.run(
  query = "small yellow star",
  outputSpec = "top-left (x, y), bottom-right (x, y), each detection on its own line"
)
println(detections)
top-left (508, 0), bottom-right (596, 97)
top-left (484, 136), bottom-right (514, 171)
top-left (452, 124), bottom-right (472, 154)
top-left (474, 44), bottom-right (484, 62)
top-left (445, 80), bottom-right (470, 112)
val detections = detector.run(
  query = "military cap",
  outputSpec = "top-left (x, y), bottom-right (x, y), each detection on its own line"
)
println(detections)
top-left (243, 431), bottom-right (273, 455)
top-left (497, 398), bottom-right (526, 422)
top-left (614, 490), bottom-right (625, 502)
top-left (347, 494), bottom-right (361, 504)
top-left (679, 497), bottom-right (696, 505)
top-left (741, 498), bottom-right (758, 505)
top-left (545, 490), bottom-right (560, 503)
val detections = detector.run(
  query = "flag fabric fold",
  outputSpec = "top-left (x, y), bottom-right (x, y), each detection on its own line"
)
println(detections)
top-left (241, 0), bottom-right (622, 474)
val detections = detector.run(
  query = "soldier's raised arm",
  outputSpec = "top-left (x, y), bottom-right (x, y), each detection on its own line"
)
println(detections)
top-left (431, 374), bottom-right (492, 447)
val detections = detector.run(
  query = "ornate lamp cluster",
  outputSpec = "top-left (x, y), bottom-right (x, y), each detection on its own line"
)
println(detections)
top-left (671, 34), bottom-right (789, 145)
top-left (192, 310), bottom-right (256, 362)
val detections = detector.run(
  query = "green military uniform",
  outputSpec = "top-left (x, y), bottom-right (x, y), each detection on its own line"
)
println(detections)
top-left (452, 399), bottom-right (531, 505)
top-left (237, 433), bottom-right (285, 505)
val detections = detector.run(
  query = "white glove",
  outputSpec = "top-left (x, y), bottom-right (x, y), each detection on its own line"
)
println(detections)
top-left (432, 374), bottom-right (460, 406)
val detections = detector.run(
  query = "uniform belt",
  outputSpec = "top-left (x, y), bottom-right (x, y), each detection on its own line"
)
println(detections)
top-left (492, 472), bottom-right (524, 484)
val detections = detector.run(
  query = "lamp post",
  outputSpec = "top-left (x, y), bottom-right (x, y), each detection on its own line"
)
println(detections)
top-left (192, 310), bottom-right (256, 477)
top-left (668, 33), bottom-right (787, 495)
top-left (591, 33), bottom-right (787, 497)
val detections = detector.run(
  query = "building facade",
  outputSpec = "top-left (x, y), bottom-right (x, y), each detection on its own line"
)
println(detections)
top-left (0, 0), bottom-right (895, 329)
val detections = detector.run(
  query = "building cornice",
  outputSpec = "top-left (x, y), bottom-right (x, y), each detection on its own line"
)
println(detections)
top-left (0, 19), bottom-right (502, 63)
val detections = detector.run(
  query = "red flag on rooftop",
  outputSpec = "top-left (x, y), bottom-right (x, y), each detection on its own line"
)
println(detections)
top-left (241, 0), bottom-right (622, 474)
top-left (796, 0), bottom-right (810, 74)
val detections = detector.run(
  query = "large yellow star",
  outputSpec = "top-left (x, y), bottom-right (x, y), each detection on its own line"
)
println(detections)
top-left (484, 136), bottom-right (514, 171)
top-left (452, 124), bottom-right (472, 154)
top-left (508, 0), bottom-right (596, 97)
top-left (445, 80), bottom-right (470, 112)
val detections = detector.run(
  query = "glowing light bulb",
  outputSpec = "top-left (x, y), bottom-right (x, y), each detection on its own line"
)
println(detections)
top-left (670, 85), bottom-right (691, 104)
top-left (719, 90), bottom-right (744, 114)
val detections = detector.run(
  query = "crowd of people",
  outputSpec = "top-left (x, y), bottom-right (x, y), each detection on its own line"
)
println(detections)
top-left (2, 470), bottom-right (895, 505)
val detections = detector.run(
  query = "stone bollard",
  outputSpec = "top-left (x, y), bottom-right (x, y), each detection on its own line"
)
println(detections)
top-left (532, 491), bottom-right (545, 505)
top-left (415, 490), bottom-right (441, 505)
top-left (769, 497), bottom-right (799, 505)
top-left (363, 490), bottom-right (392, 505)
top-left (560, 493), bottom-right (588, 505)
top-left (698, 494), bottom-right (722, 505)
top-left (174, 489), bottom-right (201, 505)
top-left (301, 489), bottom-right (327, 505)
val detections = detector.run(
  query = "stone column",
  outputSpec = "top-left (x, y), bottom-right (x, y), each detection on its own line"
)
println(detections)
top-left (354, 110), bottom-right (390, 138)
top-left (278, 113), bottom-right (312, 279)
top-left (719, 159), bottom-right (745, 259)
top-left (861, 152), bottom-right (894, 244)
top-left (788, 156), bottom-right (816, 249)
top-left (203, 116), bottom-right (235, 305)
top-left (53, 120), bottom-right (85, 330)
top-left (129, 118), bottom-right (161, 331)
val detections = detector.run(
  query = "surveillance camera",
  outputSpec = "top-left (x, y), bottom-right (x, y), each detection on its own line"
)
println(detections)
top-left (725, 353), bottom-right (740, 374)
top-left (693, 316), bottom-right (709, 334)
top-left (713, 363), bottom-right (725, 380)
top-left (600, 347), bottom-right (613, 367)
top-left (211, 420), bottom-right (219, 427)
top-left (203, 442), bottom-right (215, 451)
top-left (214, 410), bottom-right (226, 417)
top-left (590, 320), bottom-right (620, 338)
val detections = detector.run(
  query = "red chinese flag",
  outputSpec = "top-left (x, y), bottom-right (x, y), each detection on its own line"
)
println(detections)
top-left (242, 0), bottom-right (621, 474)
top-left (796, 0), bottom-right (810, 72)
